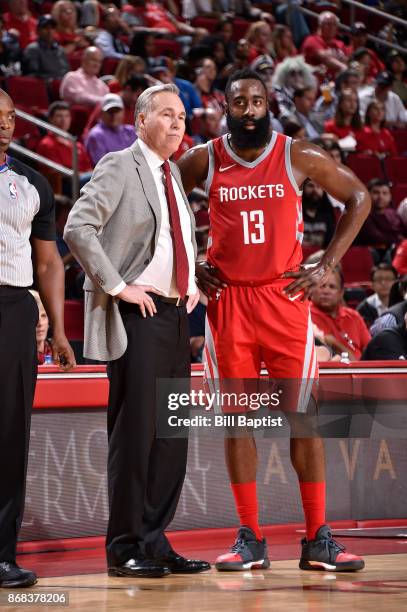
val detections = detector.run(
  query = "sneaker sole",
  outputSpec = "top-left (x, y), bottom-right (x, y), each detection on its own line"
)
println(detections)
top-left (299, 559), bottom-right (365, 572)
top-left (108, 568), bottom-right (170, 578)
top-left (0, 577), bottom-right (38, 588)
top-left (215, 558), bottom-right (271, 572)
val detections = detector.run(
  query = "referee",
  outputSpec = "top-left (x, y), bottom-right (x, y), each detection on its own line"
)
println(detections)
top-left (0, 90), bottom-right (75, 588)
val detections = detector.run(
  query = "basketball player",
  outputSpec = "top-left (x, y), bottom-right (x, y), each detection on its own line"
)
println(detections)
top-left (177, 69), bottom-right (371, 572)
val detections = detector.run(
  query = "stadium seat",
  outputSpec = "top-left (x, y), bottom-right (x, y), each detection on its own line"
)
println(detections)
top-left (101, 57), bottom-right (120, 76)
top-left (384, 156), bottom-right (407, 184)
top-left (346, 153), bottom-right (384, 184)
top-left (391, 129), bottom-right (407, 155)
top-left (392, 183), bottom-right (407, 207)
top-left (64, 300), bottom-right (84, 341)
top-left (341, 246), bottom-right (374, 286)
top-left (70, 104), bottom-right (92, 138)
top-left (7, 76), bottom-right (49, 113)
top-left (232, 19), bottom-right (250, 41)
top-left (152, 39), bottom-right (182, 58)
top-left (191, 17), bottom-right (217, 33)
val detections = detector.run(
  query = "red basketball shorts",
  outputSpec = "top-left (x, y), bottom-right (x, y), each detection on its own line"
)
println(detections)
top-left (204, 282), bottom-right (318, 412)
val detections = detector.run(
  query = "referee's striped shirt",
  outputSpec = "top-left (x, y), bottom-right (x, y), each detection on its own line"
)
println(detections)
top-left (0, 156), bottom-right (56, 287)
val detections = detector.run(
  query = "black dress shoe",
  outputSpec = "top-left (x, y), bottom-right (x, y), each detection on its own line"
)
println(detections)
top-left (0, 562), bottom-right (37, 588)
top-left (108, 558), bottom-right (170, 578)
top-left (158, 551), bottom-right (211, 574)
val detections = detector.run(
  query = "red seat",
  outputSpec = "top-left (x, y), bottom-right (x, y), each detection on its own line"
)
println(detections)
top-left (7, 76), bottom-right (49, 113)
top-left (152, 39), bottom-right (182, 58)
top-left (101, 57), bottom-right (119, 76)
top-left (384, 156), bottom-right (407, 184)
top-left (341, 247), bottom-right (374, 286)
top-left (70, 104), bottom-right (92, 138)
top-left (301, 245), bottom-right (320, 263)
top-left (392, 183), bottom-right (407, 207)
top-left (64, 300), bottom-right (84, 341)
top-left (232, 19), bottom-right (250, 41)
top-left (391, 129), bottom-right (407, 155)
top-left (191, 17), bottom-right (217, 33)
top-left (346, 153), bottom-right (384, 184)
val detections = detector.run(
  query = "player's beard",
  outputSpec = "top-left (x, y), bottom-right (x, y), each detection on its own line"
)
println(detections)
top-left (226, 111), bottom-right (271, 150)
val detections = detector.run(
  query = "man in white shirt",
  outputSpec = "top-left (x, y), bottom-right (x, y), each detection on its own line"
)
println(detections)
top-left (64, 84), bottom-right (209, 578)
top-left (59, 46), bottom-right (109, 106)
top-left (359, 71), bottom-right (407, 128)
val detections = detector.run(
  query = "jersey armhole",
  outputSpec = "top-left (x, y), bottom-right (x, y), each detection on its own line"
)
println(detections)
top-left (285, 137), bottom-right (302, 196)
top-left (204, 141), bottom-right (214, 196)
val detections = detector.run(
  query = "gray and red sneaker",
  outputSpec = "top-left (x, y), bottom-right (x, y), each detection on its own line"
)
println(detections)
top-left (299, 525), bottom-right (365, 572)
top-left (215, 526), bottom-right (270, 571)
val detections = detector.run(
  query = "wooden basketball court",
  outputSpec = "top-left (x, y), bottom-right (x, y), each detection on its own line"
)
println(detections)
top-left (6, 524), bottom-right (407, 611)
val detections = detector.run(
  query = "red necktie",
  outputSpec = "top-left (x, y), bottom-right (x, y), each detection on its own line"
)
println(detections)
top-left (162, 160), bottom-right (189, 299)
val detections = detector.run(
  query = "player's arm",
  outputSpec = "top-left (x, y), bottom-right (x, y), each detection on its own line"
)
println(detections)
top-left (177, 143), bottom-right (227, 297)
top-left (284, 140), bottom-right (371, 298)
top-left (177, 143), bottom-right (209, 195)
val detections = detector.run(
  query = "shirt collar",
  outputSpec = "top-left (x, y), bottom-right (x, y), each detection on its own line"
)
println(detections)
top-left (138, 138), bottom-right (166, 170)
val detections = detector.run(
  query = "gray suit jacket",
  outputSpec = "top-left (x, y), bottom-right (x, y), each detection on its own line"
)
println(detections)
top-left (64, 140), bottom-right (197, 362)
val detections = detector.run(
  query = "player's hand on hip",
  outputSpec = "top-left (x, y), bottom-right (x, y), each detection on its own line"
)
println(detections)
top-left (186, 290), bottom-right (200, 314)
top-left (116, 285), bottom-right (159, 318)
top-left (195, 262), bottom-right (227, 300)
top-left (282, 263), bottom-right (331, 301)
top-left (51, 333), bottom-right (77, 371)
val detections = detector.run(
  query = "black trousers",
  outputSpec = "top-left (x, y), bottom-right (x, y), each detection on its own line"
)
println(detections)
top-left (0, 287), bottom-right (38, 562)
top-left (106, 297), bottom-right (190, 566)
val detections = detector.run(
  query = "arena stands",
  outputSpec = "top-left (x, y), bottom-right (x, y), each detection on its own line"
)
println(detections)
top-left (1, 0), bottom-right (406, 362)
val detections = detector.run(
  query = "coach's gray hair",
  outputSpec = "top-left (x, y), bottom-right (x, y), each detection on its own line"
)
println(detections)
top-left (134, 83), bottom-right (180, 131)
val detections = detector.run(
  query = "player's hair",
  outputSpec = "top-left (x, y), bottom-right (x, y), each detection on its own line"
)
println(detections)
top-left (370, 263), bottom-right (398, 282)
top-left (134, 83), bottom-right (180, 130)
top-left (224, 68), bottom-right (268, 102)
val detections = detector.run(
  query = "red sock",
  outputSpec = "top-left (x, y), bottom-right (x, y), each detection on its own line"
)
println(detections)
top-left (230, 482), bottom-right (262, 540)
top-left (299, 481), bottom-right (326, 541)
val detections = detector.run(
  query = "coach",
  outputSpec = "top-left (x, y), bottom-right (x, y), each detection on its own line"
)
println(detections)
top-left (64, 84), bottom-right (209, 578)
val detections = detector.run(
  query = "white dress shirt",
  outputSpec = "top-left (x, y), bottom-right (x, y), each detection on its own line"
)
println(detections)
top-left (109, 138), bottom-right (196, 298)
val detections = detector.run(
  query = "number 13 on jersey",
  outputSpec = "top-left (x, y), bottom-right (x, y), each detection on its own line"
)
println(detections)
top-left (240, 210), bottom-right (265, 245)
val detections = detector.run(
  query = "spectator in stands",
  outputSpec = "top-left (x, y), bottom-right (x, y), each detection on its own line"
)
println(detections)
top-left (60, 45), bottom-right (109, 106)
top-left (393, 237), bottom-right (407, 276)
top-left (0, 13), bottom-right (21, 73)
top-left (314, 68), bottom-right (361, 123)
top-left (194, 57), bottom-right (225, 113)
top-left (386, 49), bottom-right (407, 106)
top-left (356, 179), bottom-right (406, 257)
top-left (129, 31), bottom-right (166, 73)
top-left (370, 275), bottom-right (407, 336)
top-left (29, 290), bottom-right (54, 365)
top-left (272, 55), bottom-right (317, 118)
top-left (250, 54), bottom-right (275, 97)
top-left (193, 107), bottom-right (221, 144)
top-left (85, 93), bottom-right (136, 165)
top-left (283, 118), bottom-right (305, 140)
top-left (302, 178), bottom-right (336, 248)
top-left (324, 88), bottom-right (363, 141)
top-left (108, 54), bottom-right (152, 93)
top-left (357, 264), bottom-right (398, 327)
top-left (359, 71), bottom-right (407, 129)
top-left (36, 101), bottom-right (93, 180)
top-left (349, 48), bottom-right (374, 86)
top-left (182, 0), bottom-right (220, 21)
top-left (52, 0), bottom-right (88, 56)
top-left (95, 6), bottom-right (129, 60)
top-left (270, 24), bottom-right (297, 64)
top-left (3, 0), bottom-right (37, 50)
top-left (346, 22), bottom-right (384, 80)
top-left (120, 75), bottom-right (149, 124)
top-left (301, 11), bottom-right (348, 80)
top-left (362, 312), bottom-right (407, 360)
top-left (356, 100), bottom-right (397, 156)
top-left (213, 16), bottom-right (236, 65)
top-left (148, 59), bottom-right (202, 120)
top-left (200, 35), bottom-right (228, 74)
top-left (310, 266), bottom-right (371, 360)
top-left (219, 38), bottom-right (250, 86)
top-left (282, 87), bottom-right (324, 139)
top-left (246, 20), bottom-right (274, 64)
top-left (22, 14), bottom-right (69, 80)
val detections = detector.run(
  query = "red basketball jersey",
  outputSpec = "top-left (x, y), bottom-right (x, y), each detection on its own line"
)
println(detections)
top-left (206, 132), bottom-right (304, 284)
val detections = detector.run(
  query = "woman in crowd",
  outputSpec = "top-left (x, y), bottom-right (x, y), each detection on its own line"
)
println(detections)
top-left (324, 88), bottom-right (363, 140)
top-left (108, 54), bottom-right (152, 92)
top-left (246, 20), bottom-right (274, 63)
top-left (386, 49), bottom-right (407, 105)
top-left (357, 100), bottom-right (398, 156)
top-left (52, 0), bottom-right (88, 56)
top-left (271, 24), bottom-right (297, 64)
top-left (29, 291), bottom-right (53, 365)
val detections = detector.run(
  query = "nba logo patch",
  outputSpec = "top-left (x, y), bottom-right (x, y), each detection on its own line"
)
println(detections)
top-left (9, 182), bottom-right (17, 199)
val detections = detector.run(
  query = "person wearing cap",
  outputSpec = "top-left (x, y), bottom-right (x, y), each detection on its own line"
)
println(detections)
top-left (346, 22), bottom-right (384, 79)
top-left (85, 93), bottom-right (136, 165)
top-left (22, 14), bottom-right (69, 79)
top-left (64, 83), bottom-right (208, 578)
top-left (358, 70), bottom-right (407, 129)
top-left (386, 49), bottom-right (407, 105)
